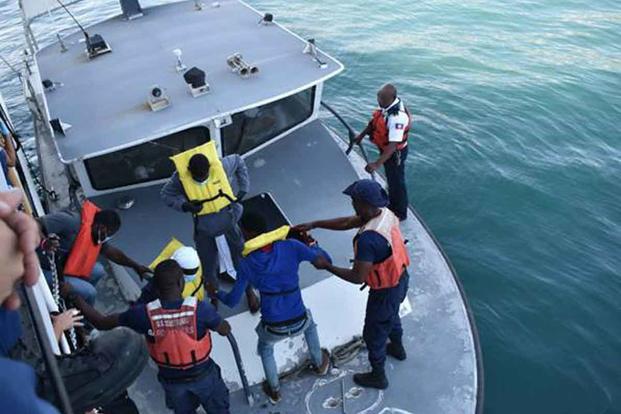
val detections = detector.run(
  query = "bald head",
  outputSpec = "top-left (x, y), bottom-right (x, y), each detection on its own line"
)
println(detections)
top-left (377, 84), bottom-right (397, 108)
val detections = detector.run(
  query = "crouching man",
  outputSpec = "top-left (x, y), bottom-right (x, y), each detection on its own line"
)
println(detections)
top-left (208, 212), bottom-right (330, 404)
top-left (65, 259), bottom-right (232, 414)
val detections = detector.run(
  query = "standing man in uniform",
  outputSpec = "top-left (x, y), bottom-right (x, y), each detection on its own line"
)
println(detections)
top-left (295, 179), bottom-right (410, 389)
top-left (355, 84), bottom-right (411, 220)
top-left (64, 259), bottom-right (232, 414)
top-left (161, 142), bottom-right (259, 312)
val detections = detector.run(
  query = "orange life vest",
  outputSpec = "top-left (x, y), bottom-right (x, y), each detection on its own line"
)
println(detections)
top-left (354, 208), bottom-right (410, 290)
top-left (63, 201), bottom-right (102, 279)
top-left (369, 101), bottom-right (411, 152)
top-left (146, 297), bottom-right (212, 369)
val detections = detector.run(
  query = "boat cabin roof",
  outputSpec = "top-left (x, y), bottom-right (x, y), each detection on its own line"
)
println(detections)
top-left (35, 0), bottom-right (342, 162)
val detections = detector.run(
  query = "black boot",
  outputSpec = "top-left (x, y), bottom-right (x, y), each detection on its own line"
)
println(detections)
top-left (386, 341), bottom-right (407, 361)
top-left (31, 328), bottom-right (147, 413)
top-left (353, 367), bottom-right (388, 390)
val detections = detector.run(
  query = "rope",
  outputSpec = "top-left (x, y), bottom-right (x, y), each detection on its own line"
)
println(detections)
top-left (45, 250), bottom-right (78, 351)
top-left (331, 336), bottom-right (365, 367)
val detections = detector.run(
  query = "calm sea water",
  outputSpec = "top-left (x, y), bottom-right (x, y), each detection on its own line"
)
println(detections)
top-left (1, 0), bottom-right (620, 412)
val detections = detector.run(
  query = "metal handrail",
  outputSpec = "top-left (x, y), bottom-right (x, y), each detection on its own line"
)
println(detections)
top-left (226, 333), bottom-right (254, 406)
top-left (320, 101), bottom-right (371, 161)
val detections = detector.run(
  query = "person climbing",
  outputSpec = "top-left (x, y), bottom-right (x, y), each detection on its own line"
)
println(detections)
top-left (161, 141), bottom-right (260, 312)
top-left (295, 179), bottom-right (410, 390)
top-left (207, 212), bottom-right (331, 404)
top-left (64, 259), bottom-right (232, 414)
top-left (37, 200), bottom-right (151, 305)
top-left (354, 84), bottom-right (412, 220)
top-left (137, 241), bottom-right (206, 303)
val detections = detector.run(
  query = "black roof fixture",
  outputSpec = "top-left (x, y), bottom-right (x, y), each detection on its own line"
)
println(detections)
top-left (303, 38), bottom-right (327, 69)
top-left (183, 67), bottom-right (210, 97)
top-left (259, 13), bottom-right (274, 25)
top-left (54, 0), bottom-right (111, 59)
top-left (147, 85), bottom-right (171, 112)
top-left (120, 0), bottom-right (143, 20)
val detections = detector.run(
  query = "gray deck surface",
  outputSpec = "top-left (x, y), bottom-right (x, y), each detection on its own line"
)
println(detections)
top-left (35, 0), bottom-right (342, 162)
top-left (91, 120), bottom-right (360, 317)
top-left (90, 120), bottom-right (479, 414)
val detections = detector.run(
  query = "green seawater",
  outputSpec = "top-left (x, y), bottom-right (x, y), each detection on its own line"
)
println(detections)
top-left (1, 0), bottom-right (620, 412)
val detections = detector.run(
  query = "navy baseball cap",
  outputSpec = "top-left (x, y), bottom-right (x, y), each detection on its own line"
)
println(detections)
top-left (343, 179), bottom-right (389, 208)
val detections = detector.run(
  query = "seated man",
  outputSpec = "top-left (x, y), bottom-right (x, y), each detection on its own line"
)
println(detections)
top-left (66, 260), bottom-right (232, 414)
top-left (137, 240), bottom-right (205, 303)
top-left (209, 213), bottom-right (330, 404)
top-left (37, 200), bottom-right (151, 305)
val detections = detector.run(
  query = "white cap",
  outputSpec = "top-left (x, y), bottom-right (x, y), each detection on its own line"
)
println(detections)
top-left (171, 246), bottom-right (200, 271)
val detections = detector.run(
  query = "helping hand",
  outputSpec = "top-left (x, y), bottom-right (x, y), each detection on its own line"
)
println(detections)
top-left (135, 265), bottom-right (153, 280)
top-left (52, 308), bottom-right (84, 332)
top-left (312, 255), bottom-right (331, 270)
top-left (41, 233), bottom-right (60, 253)
top-left (293, 222), bottom-right (314, 233)
top-left (365, 162), bottom-right (380, 173)
top-left (205, 282), bottom-right (218, 298)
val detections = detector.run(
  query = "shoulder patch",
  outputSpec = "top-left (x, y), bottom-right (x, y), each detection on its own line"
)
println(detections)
top-left (395, 123), bottom-right (405, 130)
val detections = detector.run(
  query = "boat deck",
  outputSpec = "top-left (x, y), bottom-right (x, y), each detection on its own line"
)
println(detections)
top-left (91, 120), bottom-right (480, 413)
top-left (35, 0), bottom-right (342, 162)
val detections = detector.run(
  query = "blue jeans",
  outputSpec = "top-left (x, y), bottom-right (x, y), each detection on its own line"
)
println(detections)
top-left (160, 362), bottom-right (229, 414)
top-left (363, 271), bottom-right (409, 371)
top-left (255, 309), bottom-right (323, 391)
top-left (384, 145), bottom-right (409, 220)
top-left (43, 262), bottom-right (106, 306)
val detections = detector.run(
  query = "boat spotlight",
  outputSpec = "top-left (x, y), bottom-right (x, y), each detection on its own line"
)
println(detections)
top-left (173, 49), bottom-right (187, 72)
top-left (147, 85), bottom-right (171, 111)
top-left (303, 38), bottom-right (327, 69)
top-left (183, 66), bottom-right (210, 97)
top-left (226, 53), bottom-right (259, 79)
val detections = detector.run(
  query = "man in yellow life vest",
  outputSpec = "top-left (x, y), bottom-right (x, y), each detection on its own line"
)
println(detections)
top-left (161, 142), bottom-right (259, 312)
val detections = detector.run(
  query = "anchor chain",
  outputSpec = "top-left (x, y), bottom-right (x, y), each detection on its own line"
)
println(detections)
top-left (45, 249), bottom-right (79, 351)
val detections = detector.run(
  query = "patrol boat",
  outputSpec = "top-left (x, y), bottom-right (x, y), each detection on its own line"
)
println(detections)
top-left (11, 0), bottom-right (483, 412)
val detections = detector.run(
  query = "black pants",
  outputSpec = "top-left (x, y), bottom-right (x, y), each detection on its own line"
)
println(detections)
top-left (384, 145), bottom-right (409, 220)
top-left (363, 272), bottom-right (410, 371)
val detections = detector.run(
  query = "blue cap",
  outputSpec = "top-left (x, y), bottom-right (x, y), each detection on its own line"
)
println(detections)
top-left (343, 179), bottom-right (389, 208)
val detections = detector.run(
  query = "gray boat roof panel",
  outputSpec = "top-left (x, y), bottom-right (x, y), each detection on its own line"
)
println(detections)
top-left (35, 0), bottom-right (343, 162)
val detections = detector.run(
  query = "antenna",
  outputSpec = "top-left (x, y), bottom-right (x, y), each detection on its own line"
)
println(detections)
top-left (55, 0), bottom-right (88, 39)
top-left (54, 0), bottom-right (112, 58)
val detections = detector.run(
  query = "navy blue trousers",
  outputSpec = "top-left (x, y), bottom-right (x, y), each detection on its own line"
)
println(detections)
top-left (384, 145), bottom-right (409, 220)
top-left (160, 363), bottom-right (230, 414)
top-left (363, 272), bottom-right (410, 371)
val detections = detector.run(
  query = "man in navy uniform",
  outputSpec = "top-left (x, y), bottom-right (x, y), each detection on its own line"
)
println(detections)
top-left (295, 179), bottom-right (410, 389)
top-left (355, 84), bottom-right (412, 220)
top-left (66, 259), bottom-right (232, 414)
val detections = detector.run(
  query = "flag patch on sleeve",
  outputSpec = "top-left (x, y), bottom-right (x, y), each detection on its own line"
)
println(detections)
top-left (395, 123), bottom-right (405, 130)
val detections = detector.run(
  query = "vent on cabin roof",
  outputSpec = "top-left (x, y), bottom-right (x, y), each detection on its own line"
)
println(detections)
top-left (120, 0), bottom-right (143, 20)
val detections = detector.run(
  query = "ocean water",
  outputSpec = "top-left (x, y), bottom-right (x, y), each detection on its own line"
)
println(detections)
top-left (1, 0), bottom-right (620, 413)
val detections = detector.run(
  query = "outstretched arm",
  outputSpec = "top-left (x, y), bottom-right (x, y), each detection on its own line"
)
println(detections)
top-left (295, 215), bottom-right (363, 232)
top-left (211, 270), bottom-right (249, 308)
top-left (65, 287), bottom-right (120, 331)
top-left (102, 244), bottom-right (151, 279)
top-left (314, 257), bottom-right (372, 285)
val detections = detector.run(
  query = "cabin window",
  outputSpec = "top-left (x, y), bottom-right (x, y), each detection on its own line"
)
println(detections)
top-left (222, 87), bottom-right (315, 155)
top-left (85, 127), bottom-right (210, 190)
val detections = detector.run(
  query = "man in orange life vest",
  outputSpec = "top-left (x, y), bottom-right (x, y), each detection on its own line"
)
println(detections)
top-left (64, 259), bottom-right (232, 414)
top-left (295, 179), bottom-right (410, 389)
top-left (37, 200), bottom-right (151, 305)
top-left (355, 84), bottom-right (412, 220)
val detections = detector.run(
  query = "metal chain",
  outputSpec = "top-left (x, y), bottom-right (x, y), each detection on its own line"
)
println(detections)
top-left (45, 250), bottom-right (78, 350)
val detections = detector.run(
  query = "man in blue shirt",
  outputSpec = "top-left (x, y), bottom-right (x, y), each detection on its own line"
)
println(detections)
top-left (66, 259), bottom-right (232, 414)
top-left (209, 213), bottom-right (330, 404)
top-left (295, 179), bottom-right (410, 390)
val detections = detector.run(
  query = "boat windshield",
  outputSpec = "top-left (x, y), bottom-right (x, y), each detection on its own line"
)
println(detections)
top-left (222, 87), bottom-right (315, 155)
top-left (85, 127), bottom-right (210, 190)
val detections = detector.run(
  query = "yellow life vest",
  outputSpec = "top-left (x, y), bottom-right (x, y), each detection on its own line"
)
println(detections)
top-left (243, 225), bottom-right (291, 257)
top-left (149, 238), bottom-right (205, 301)
top-left (170, 141), bottom-right (236, 216)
